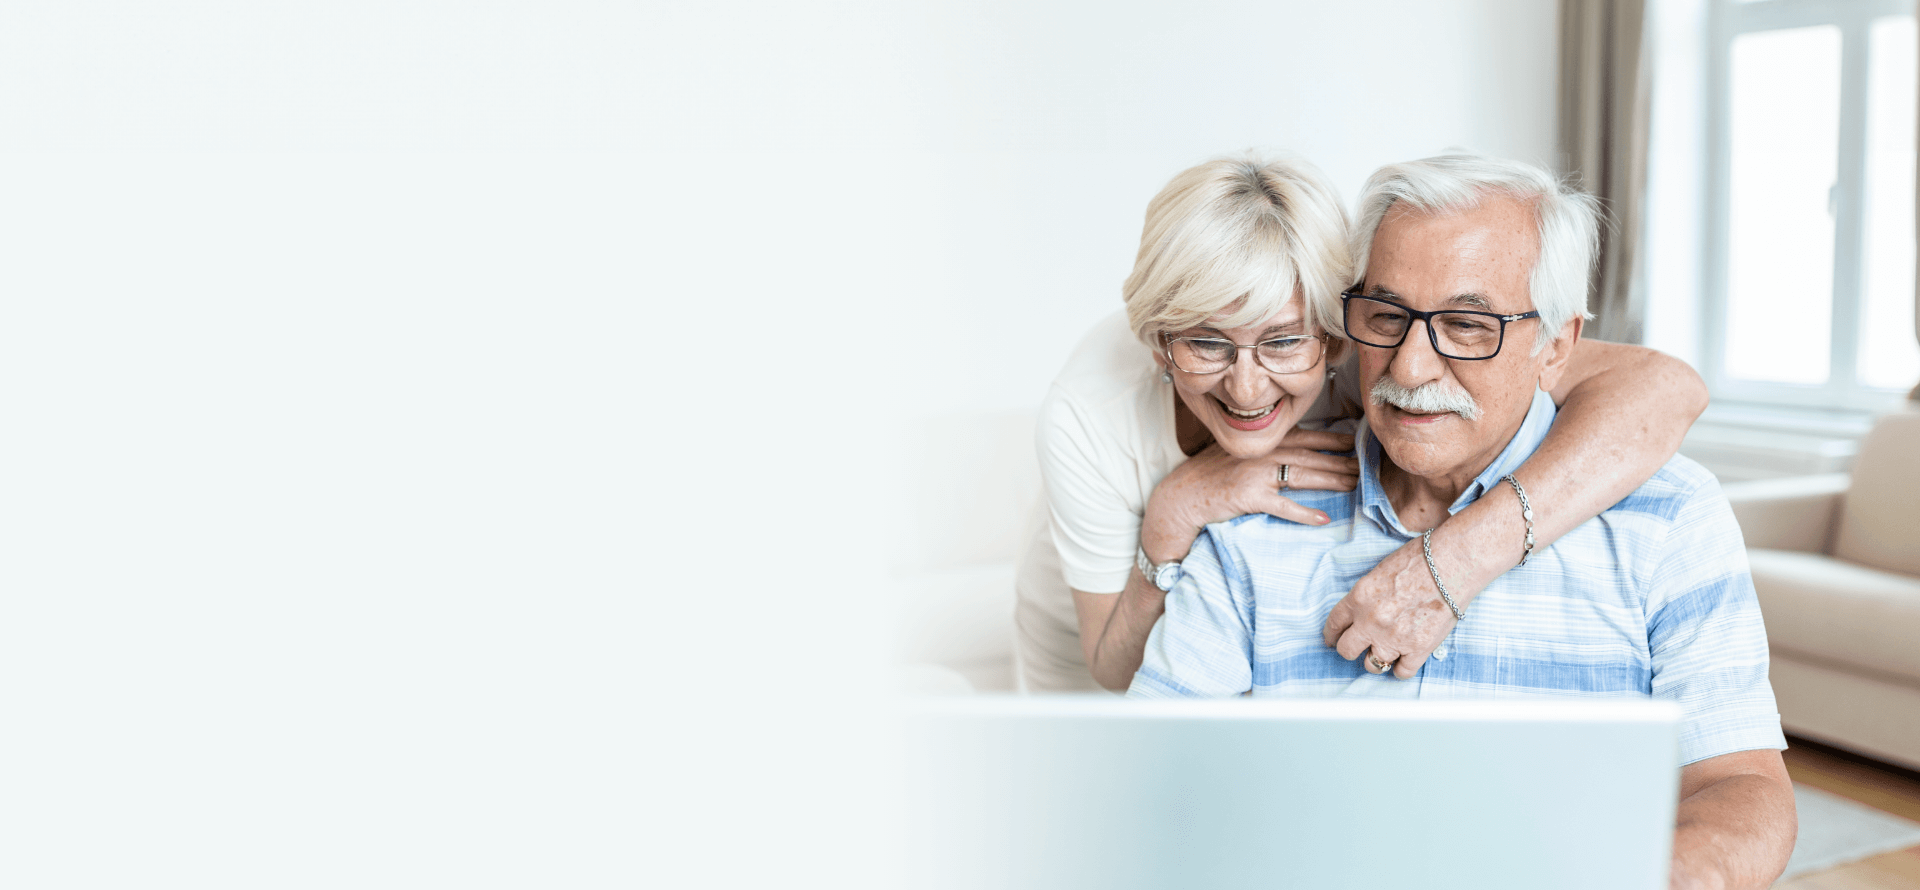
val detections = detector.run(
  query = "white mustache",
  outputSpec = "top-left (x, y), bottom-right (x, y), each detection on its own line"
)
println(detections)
top-left (1370, 378), bottom-right (1482, 421)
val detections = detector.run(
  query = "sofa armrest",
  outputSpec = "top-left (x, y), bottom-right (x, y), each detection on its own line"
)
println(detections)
top-left (1722, 473), bottom-right (1850, 554)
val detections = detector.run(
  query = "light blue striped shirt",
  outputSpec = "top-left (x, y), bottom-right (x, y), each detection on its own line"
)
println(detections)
top-left (1129, 389), bottom-right (1786, 765)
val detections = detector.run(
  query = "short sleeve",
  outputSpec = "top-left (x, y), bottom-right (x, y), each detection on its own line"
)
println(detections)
top-left (1128, 525), bottom-right (1255, 698)
top-left (1035, 385), bottom-right (1146, 594)
top-left (1644, 482), bottom-right (1787, 764)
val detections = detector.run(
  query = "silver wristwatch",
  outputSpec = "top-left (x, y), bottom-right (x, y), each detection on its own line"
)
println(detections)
top-left (1136, 547), bottom-right (1182, 591)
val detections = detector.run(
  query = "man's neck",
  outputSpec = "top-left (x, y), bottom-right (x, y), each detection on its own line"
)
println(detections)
top-left (1365, 389), bottom-right (1556, 535)
top-left (1377, 458), bottom-right (1474, 533)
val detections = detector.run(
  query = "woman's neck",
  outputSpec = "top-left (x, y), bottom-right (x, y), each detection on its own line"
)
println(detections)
top-left (1172, 394), bottom-right (1212, 456)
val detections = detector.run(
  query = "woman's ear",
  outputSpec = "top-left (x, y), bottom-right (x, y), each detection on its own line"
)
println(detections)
top-left (1322, 336), bottom-right (1350, 369)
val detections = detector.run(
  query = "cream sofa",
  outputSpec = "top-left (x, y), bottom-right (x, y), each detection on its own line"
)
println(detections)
top-left (1723, 405), bottom-right (1920, 772)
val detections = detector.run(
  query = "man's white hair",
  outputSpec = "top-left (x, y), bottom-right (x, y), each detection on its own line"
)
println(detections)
top-left (1123, 152), bottom-right (1352, 347)
top-left (1337, 153), bottom-right (1600, 353)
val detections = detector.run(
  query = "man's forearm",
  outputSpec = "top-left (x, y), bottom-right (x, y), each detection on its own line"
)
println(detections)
top-left (1669, 772), bottom-right (1797, 890)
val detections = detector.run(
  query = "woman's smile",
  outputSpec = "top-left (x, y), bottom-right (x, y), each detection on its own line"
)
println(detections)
top-left (1160, 300), bottom-right (1332, 459)
top-left (1216, 395), bottom-right (1283, 430)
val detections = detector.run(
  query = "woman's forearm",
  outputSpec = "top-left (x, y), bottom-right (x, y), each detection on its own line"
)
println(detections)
top-left (1084, 569), bottom-right (1170, 691)
top-left (1087, 472), bottom-right (1245, 690)
top-left (1075, 490), bottom-right (1210, 690)
top-left (1086, 431), bottom-right (1357, 689)
top-left (1429, 342), bottom-right (1707, 599)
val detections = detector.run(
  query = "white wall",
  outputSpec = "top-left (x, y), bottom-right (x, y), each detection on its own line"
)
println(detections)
top-left (877, 2), bottom-right (1564, 581)
top-left (884, 1), bottom-right (1563, 419)
top-left (0, 3), bottom-right (1561, 887)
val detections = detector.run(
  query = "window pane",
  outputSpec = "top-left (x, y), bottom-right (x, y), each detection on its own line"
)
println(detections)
top-left (1860, 16), bottom-right (1920, 391)
top-left (1725, 26), bottom-right (1841, 385)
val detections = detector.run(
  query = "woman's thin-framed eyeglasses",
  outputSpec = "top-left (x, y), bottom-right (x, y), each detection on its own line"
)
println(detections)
top-left (1339, 291), bottom-right (1539, 361)
top-left (1161, 331), bottom-right (1328, 375)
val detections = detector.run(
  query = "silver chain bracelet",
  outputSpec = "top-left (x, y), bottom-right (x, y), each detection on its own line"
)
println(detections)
top-left (1420, 527), bottom-right (1466, 622)
top-left (1501, 474), bottom-right (1536, 567)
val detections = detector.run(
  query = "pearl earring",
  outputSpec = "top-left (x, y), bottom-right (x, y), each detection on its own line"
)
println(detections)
top-left (1161, 370), bottom-right (1173, 384)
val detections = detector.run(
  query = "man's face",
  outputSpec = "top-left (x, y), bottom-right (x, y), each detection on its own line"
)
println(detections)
top-left (1353, 196), bottom-right (1579, 485)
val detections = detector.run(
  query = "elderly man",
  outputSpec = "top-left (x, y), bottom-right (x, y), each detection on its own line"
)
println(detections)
top-left (1128, 154), bottom-right (1795, 890)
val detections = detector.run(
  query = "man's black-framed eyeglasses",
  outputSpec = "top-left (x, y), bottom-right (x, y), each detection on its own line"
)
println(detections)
top-left (1340, 292), bottom-right (1540, 361)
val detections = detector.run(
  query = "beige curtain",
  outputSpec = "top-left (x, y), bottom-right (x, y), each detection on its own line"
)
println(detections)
top-left (1559, 0), bottom-right (1652, 344)
top-left (1913, 18), bottom-right (1920, 401)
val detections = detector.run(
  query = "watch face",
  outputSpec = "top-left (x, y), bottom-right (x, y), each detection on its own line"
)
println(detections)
top-left (1153, 564), bottom-right (1180, 590)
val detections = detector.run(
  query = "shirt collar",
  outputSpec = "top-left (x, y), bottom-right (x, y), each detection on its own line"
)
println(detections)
top-left (1357, 388), bottom-right (1559, 537)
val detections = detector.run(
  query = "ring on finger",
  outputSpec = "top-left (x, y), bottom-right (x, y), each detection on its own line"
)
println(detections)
top-left (1278, 464), bottom-right (1292, 490)
top-left (1369, 653), bottom-right (1395, 673)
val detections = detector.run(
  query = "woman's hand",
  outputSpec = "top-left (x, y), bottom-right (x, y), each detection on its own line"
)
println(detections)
top-left (1081, 426), bottom-right (1356, 691)
top-left (1139, 427), bottom-right (1357, 564)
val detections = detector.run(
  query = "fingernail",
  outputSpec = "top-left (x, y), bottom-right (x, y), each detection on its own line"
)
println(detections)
top-left (1315, 512), bottom-right (1330, 524)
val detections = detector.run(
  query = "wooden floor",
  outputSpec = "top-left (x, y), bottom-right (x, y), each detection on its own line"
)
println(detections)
top-left (1776, 736), bottom-right (1920, 889)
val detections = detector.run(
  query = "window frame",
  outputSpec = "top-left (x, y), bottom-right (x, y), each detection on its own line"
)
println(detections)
top-left (1703, 0), bottom-right (1917, 410)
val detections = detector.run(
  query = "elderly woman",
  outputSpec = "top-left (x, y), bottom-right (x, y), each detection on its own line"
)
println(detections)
top-left (1016, 153), bottom-right (1707, 692)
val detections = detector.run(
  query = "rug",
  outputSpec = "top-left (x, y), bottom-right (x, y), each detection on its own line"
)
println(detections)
top-left (1779, 782), bottom-right (1920, 881)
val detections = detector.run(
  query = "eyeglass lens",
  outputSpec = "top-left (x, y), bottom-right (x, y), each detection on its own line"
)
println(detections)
top-left (1167, 336), bottom-right (1323, 374)
top-left (1345, 297), bottom-right (1505, 359)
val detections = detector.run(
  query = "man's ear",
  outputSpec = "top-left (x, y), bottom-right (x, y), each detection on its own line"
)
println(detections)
top-left (1533, 316), bottom-right (1584, 393)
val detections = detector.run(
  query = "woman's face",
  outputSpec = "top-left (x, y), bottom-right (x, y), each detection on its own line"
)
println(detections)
top-left (1158, 296), bottom-right (1330, 460)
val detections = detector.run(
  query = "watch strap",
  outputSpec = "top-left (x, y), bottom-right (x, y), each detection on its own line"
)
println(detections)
top-left (1136, 547), bottom-right (1181, 591)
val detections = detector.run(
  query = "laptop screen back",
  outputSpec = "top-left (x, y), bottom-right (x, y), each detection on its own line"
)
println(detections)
top-left (899, 696), bottom-right (1681, 890)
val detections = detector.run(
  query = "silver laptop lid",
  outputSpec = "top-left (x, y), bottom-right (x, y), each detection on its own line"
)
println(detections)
top-left (899, 695), bottom-right (1682, 890)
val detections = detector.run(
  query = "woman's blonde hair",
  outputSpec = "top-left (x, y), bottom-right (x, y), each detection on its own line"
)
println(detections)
top-left (1123, 153), bottom-right (1352, 349)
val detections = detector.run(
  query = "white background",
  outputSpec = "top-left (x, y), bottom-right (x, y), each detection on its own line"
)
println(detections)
top-left (0, 3), bottom-right (1557, 886)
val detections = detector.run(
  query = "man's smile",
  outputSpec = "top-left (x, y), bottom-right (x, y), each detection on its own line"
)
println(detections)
top-left (1382, 403), bottom-right (1454, 425)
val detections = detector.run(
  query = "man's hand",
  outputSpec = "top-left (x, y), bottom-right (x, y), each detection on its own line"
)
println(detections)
top-left (1321, 482), bottom-right (1535, 676)
top-left (1321, 535), bottom-right (1457, 677)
